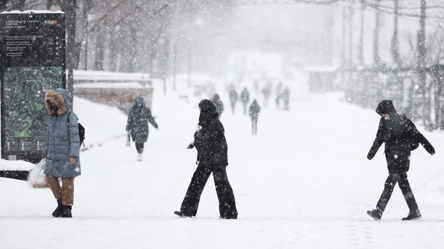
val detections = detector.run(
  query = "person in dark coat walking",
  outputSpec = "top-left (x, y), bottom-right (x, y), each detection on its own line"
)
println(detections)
top-left (212, 94), bottom-right (224, 118)
top-left (229, 88), bottom-right (238, 114)
top-left (367, 100), bottom-right (435, 221)
top-left (241, 87), bottom-right (250, 115)
top-left (275, 82), bottom-right (283, 110)
top-left (262, 82), bottom-right (272, 107)
top-left (282, 87), bottom-right (290, 111)
top-left (126, 96), bottom-right (158, 161)
top-left (249, 100), bottom-right (261, 135)
top-left (175, 99), bottom-right (238, 219)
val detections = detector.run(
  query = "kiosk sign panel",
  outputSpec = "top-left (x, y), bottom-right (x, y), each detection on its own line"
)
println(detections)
top-left (1, 11), bottom-right (65, 163)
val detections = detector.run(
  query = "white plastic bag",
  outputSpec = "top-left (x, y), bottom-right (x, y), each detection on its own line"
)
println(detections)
top-left (28, 159), bottom-right (47, 188)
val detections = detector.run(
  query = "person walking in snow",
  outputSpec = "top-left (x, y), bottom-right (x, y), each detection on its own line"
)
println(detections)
top-left (275, 82), bottom-right (283, 110)
top-left (282, 87), bottom-right (290, 111)
top-left (249, 99), bottom-right (261, 135)
top-left (212, 94), bottom-right (224, 118)
top-left (175, 99), bottom-right (238, 219)
top-left (366, 100), bottom-right (435, 221)
top-left (126, 96), bottom-right (158, 161)
top-left (42, 88), bottom-right (81, 218)
top-left (229, 88), bottom-right (238, 114)
top-left (262, 82), bottom-right (272, 107)
top-left (241, 87), bottom-right (250, 115)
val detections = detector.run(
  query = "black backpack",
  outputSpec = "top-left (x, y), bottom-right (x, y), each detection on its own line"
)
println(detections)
top-left (68, 111), bottom-right (86, 147)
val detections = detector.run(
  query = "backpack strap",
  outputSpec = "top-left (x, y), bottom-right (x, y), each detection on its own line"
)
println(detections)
top-left (67, 111), bottom-right (72, 144)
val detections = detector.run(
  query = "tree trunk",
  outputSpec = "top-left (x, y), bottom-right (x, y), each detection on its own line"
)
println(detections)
top-left (348, 5), bottom-right (354, 67)
top-left (341, 7), bottom-right (347, 67)
top-left (128, 26), bottom-right (137, 73)
top-left (64, 0), bottom-right (77, 107)
top-left (109, 26), bottom-right (119, 72)
top-left (417, 0), bottom-right (429, 129)
top-left (359, 1), bottom-right (365, 65)
top-left (373, 0), bottom-right (380, 65)
top-left (94, 25), bottom-right (105, 71)
top-left (391, 0), bottom-right (401, 66)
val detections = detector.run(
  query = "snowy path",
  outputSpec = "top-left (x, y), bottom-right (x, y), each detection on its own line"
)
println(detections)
top-left (1, 81), bottom-right (444, 248)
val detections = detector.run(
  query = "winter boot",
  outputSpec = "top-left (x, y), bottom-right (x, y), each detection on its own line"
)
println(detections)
top-left (137, 153), bottom-right (143, 161)
top-left (52, 199), bottom-right (63, 217)
top-left (174, 211), bottom-right (192, 218)
top-left (402, 209), bottom-right (421, 221)
top-left (220, 214), bottom-right (237, 220)
top-left (59, 205), bottom-right (72, 218)
top-left (367, 208), bottom-right (383, 220)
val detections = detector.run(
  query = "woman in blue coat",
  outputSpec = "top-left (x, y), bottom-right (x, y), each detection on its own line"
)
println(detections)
top-left (42, 88), bottom-right (81, 218)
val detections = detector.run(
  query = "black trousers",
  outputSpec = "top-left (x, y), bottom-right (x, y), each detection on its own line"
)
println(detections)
top-left (251, 118), bottom-right (258, 135)
top-left (376, 172), bottom-right (419, 212)
top-left (180, 163), bottom-right (238, 218)
top-left (135, 143), bottom-right (144, 153)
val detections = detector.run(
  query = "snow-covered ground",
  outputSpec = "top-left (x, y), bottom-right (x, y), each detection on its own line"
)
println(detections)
top-left (1, 75), bottom-right (444, 249)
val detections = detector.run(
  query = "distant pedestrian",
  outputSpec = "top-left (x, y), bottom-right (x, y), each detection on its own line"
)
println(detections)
top-left (241, 87), bottom-right (250, 115)
top-left (366, 100), bottom-right (435, 221)
top-left (262, 82), bottom-right (272, 107)
top-left (275, 82), bottom-right (283, 110)
top-left (249, 100), bottom-right (261, 135)
top-left (282, 87), bottom-right (290, 111)
top-left (126, 96), bottom-right (158, 161)
top-left (229, 88), bottom-right (238, 114)
top-left (212, 94), bottom-right (224, 117)
top-left (175, 99), bottom-right (238, 219)
top-left (42, 88), bottom-right (81, 218)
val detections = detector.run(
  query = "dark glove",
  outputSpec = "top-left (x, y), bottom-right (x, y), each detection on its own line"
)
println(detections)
top-left (423, 142), bottom-right (435, 155)
top-left (187, 143), bottom-right (195, 149)
top-left (367, 150), bottom-right (376, 160)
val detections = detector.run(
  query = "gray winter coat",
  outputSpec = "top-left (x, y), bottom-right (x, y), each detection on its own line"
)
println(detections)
top-left (126, 97), bottom-right (158, 143)
top-left (43, 88), bottom-right (81, 178)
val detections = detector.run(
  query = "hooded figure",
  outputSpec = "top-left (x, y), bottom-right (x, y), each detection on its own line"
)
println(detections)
top-left (175, 99), bottom-right (238, 219)
top-left (126, 96), bottom-right (158, 161)
top-left (43, 88), bottom-right (81, 218)
top-left (366, 100), bottom-right (435, 221)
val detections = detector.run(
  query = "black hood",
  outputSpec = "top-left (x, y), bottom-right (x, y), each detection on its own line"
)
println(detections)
top-left (198, 99), bottom-right (218, 127)
top-left (376, 100), bottom-right (397, 115)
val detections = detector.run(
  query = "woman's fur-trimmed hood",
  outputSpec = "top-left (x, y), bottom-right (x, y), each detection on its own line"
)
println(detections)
top-left (45, 89), bottom-right (70, 116)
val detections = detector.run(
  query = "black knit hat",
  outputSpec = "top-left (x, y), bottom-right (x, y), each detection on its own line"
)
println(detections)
top-left (376, 100), bottom-right (397, 115)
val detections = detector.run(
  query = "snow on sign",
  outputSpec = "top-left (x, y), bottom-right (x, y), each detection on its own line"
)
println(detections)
top-left (0, 11), bottom-right (66, 163)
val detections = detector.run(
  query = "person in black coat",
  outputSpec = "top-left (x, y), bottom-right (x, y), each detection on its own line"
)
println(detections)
top-left (366, 100), bottom-right (435, 221)
top-left (175, 99), bottom-right (238, 219)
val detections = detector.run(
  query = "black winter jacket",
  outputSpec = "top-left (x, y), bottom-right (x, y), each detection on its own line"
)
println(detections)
top-left (367, 100), bottom-right (435, 172)
top-left (194, 100), bottom-right (228, 167)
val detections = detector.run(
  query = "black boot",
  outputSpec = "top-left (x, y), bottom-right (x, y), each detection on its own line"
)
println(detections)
top-left (367, 208), bottom-right (383, 220)
top-left (52, 199), bottom-right (63, 217)
top-left (174, 211), bottom-right (192, 218)
top-left (220, 214), bottom-right (237, 220)
top-left (402, 209), bottom-right (421, 221)
top-left (60, 205), bottom-right (72, 218)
